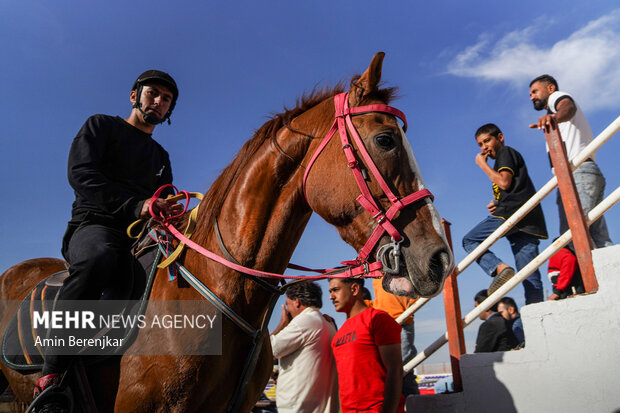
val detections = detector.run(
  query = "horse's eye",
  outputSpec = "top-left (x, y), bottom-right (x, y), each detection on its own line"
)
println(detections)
top-left (374, 134), bottom-right (396, 150)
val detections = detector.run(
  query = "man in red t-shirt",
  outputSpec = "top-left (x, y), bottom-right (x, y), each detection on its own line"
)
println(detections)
top-left (329, 278), bottom-right (405, 413)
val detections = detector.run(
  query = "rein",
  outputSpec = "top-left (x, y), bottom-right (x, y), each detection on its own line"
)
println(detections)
top-left (147, 184), bottom-right (383, 280)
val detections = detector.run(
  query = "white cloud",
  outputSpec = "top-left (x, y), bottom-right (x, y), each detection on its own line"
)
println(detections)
top-left (447, 11), bottom-right (620, 111)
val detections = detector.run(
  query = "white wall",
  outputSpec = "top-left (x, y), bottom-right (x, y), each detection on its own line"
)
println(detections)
top-left (408, 244), bottom-right (620, 413)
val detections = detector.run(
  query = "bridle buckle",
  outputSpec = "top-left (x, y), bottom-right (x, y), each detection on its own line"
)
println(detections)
top-left (372, 211), bottom-right (386, 224)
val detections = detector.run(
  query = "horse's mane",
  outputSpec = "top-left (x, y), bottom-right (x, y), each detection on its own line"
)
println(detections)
top-left (193, 77), bottom-right (397, 244)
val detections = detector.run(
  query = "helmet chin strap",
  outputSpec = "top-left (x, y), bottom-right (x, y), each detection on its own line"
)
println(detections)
top-left (133, 86), bottom-right (171, 125)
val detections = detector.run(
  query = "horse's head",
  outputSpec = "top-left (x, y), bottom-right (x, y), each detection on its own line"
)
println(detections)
top-left (303, 52), bottom-right (454, 298)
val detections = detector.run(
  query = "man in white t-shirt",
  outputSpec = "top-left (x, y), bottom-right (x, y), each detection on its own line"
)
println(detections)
top-left (529, 74), bottom-right (612, 248)
top-left (270, 281), bottom-right (339, 413)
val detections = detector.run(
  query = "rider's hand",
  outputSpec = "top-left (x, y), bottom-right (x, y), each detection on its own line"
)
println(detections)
top-left (140, 198), bottom-right (184, 219)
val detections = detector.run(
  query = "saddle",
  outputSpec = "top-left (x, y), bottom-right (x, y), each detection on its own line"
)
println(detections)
top-left (1, 232), bottom-right (164, 373)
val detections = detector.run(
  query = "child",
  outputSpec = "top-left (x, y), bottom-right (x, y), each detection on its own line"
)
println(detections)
top-left (462, 123), bottom-right (548, 304)
top-left (547, 245), bottom-right (585, 300)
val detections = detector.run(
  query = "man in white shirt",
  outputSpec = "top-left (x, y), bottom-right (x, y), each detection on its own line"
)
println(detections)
top-left (270, 281), bottom-right (339, 413)
top-left (529, 74), bottom-right (613, 248)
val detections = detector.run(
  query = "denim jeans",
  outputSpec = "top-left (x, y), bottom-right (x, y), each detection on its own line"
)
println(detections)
top-left (462, 216), bottom-right (544, 304)
top-left (401, 322), bottom-right (419, 396)
top-left (558, 161), bottom-right (613, 248)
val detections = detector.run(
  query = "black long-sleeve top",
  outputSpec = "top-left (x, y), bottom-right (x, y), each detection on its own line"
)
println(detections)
top-left (67, 114), bottom-right (173, 229)
top-left (474, 312), bottom-right (518, 353)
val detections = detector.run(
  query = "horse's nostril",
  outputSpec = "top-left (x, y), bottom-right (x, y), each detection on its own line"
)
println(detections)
top-left (430, 249), bottom-right (452, 283)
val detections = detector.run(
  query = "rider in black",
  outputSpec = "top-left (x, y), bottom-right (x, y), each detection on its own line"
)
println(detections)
top-left (31, 70), bottom-right (183, 411)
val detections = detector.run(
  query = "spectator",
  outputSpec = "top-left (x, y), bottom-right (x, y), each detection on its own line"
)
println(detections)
top-left (270, 281), bottom-right (339, 413)
top-left (529, 74), bottom-right (613, 248)
top-left (329, 278), bottom-right (405, 413)
top-left (474, 290), bottom-right (519, 353)
top-left (497, 297), bottom-right (524, 347)
top-left (547, 246), bottom-right (585, 300)
top-left (371, 278), bottom-right (420, 396)
top-left (463, 123), bottom-right (548, 304)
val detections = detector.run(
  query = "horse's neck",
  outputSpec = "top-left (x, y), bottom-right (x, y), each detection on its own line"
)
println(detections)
top-left (215, 140), bottom-right (312, 272)
top-left (177, 131), bottom-right (313, 326)
top-left (198, 99), bottom-right (332, 275)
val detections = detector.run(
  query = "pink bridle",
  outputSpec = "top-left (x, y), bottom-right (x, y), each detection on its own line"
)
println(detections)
top-left (303, 92), bottom-right (433, 272)
top-left (150, 92), bottom-right (434, 280)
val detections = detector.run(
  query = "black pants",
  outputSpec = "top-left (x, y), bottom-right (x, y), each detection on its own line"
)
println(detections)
top-left (42, 222), bottom-right (142, 375)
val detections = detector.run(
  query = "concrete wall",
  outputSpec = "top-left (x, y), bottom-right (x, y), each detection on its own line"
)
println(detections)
top-left (408, 245), bottom-right (620, 413)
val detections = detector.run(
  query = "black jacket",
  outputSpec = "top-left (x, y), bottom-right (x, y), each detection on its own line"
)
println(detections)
top-left (475, 313), bottom-right (519, 353)
top-left (67, 114), bottom-right (173, 229)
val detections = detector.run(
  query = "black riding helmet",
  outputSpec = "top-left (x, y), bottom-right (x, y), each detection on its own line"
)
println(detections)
top-left (132, 70), bottom-right (178, 125)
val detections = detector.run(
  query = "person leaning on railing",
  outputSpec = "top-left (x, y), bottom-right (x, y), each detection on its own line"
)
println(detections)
top-left (529, 74), bottom-right (613, 248)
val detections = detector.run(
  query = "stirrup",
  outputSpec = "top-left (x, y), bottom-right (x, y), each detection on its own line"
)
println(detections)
top-left (27, 381), bottom-right (74, 413)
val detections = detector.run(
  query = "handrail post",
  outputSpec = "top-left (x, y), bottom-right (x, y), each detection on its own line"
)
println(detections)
top-left (543, 121), bottom-right (598, 292)
top-left (441, 219), bottom-right (465, 392)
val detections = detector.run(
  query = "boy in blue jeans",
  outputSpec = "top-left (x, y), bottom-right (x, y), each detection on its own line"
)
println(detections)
top-left (463, 123), bottom-right (548, 304)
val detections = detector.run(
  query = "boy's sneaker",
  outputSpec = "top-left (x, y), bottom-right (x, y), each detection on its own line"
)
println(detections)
top-left (488, 267), bottom-right (516, 296)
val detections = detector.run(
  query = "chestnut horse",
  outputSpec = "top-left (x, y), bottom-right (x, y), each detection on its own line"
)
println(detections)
top-left (0, 52), bottom-right (453, 412)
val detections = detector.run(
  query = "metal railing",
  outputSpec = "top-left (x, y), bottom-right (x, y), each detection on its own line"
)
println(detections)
top-left (405, 187), bottom-right (620, 373)
top-left (399, 115), bottom-right (620, 384)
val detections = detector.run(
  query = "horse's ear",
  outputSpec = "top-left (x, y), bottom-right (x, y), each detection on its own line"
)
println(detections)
top-left (349, 52), bottom-right (385, 106)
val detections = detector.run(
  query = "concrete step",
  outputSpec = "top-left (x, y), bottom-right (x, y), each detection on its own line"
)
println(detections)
top-left (407, 244), bottom-right (620, 413)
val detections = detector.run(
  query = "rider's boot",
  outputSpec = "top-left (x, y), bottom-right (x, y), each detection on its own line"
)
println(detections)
top-left (33, 374), bottom-right (61, 398)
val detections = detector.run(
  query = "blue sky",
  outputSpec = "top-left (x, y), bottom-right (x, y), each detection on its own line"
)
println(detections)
top-left (1, 1), bottom-right (618, 366)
